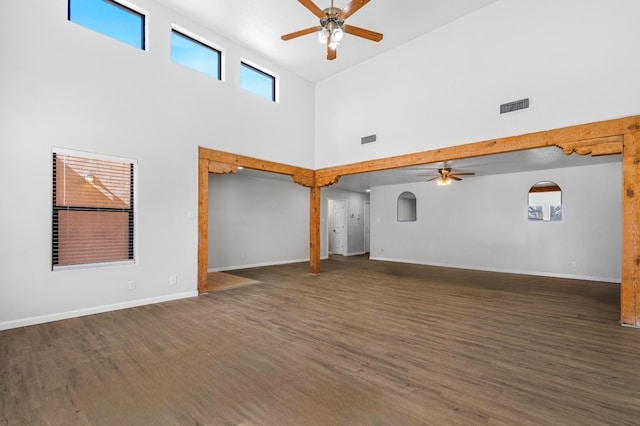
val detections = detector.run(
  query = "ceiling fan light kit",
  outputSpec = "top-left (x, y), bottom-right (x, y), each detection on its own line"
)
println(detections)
top-left (424, 168), bottom-right (476, 185)
top-left (282, 0), bottom-right (383, 60)
top-left (318, 8), bottom-right (344, 49)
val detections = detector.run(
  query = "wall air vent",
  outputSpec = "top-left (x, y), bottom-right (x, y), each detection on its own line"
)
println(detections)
top-left (500, 98), bottom-right (530, 114)
top-left (361, 134), bottom-right (377, 145)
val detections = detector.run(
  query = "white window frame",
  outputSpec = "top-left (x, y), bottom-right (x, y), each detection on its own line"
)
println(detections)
top-left (171, 24), bottom-right (226, 81)
top-left (52, 147), bottom-right (138, 271)
top-left (68, 0), bottom-right (149, 51)
top-left (240, 57), bottom-right (279, 103)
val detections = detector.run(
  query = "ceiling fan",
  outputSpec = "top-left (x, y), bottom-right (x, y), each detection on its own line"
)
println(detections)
top-left (281, 0), bottom-right (383, 60)
top-left (421, 168), bottom-right (476, 185)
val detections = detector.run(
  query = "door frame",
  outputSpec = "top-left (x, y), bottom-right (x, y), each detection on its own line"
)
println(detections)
top-left (328, 199), bottom-right (347, 255)
top-left (364, 200), bottom-right (370, 254)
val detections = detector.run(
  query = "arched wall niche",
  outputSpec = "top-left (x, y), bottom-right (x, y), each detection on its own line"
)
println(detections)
top-left (397, 191), bottom-right (417, 222)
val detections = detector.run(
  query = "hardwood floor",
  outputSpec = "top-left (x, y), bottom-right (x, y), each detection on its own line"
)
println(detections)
top-left (2, 256), bottom-right (640, 425)
top-left (207, 271), bottom-right (260, 292)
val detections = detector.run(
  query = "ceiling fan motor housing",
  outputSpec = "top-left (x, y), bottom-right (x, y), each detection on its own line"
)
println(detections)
top-left (320, 8), bottom-right (344, 30)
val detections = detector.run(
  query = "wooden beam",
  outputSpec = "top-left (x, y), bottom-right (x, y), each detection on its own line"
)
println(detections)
top-left (315, 117), bottom-right (638, 182)
top-left (309, 186), bottom-right (321, 273)
top-left (198, 147), bottom-right (318, 285)
top-left (208, 161), bottom-right (238, 174)
top-left (198, 158), bottom-right (209, 294)
top-left (556, 135), bottom-right (623, 156)
top-left (199, 147), bottom-right (314, 185)
top-left (316, 174), bottom-right (341, 188)
top-left (621, 131), bottom-right (640, 327)
top-left (197, 116), bottom-right (640, 328)
top-left (292, 173), bottom-right (315, 188)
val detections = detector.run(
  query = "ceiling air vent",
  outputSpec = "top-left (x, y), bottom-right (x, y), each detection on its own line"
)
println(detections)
top-left (500, 98), bottom-right (530, 114)
top-left (361, 134), bottom-right (377, 145)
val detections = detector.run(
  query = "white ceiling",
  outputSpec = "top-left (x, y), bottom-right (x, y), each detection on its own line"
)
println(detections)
top-left (157, 0), bottom-right (622, 190)
top-left (154, 0), bottom-right (500, 82)
top-left (238, 148), bottom-right (621, 193)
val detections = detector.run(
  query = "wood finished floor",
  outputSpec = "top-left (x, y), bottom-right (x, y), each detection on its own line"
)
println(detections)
top-left (207, 271), bottom-right (260, 292)
top-left (2, 255), bottom-right (640, 425)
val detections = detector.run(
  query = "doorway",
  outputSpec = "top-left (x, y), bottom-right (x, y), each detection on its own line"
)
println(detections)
top-left (364, 201), bottom-right (370, 254)
top-left (328, 199), bottom-right (347, 256)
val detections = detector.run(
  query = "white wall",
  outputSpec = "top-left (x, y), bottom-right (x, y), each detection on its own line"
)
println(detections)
top-left (1, 0), bottom-right (632, 330)
top-left (0, 0), bottom-right (314, 330)
top-left (208, 173), bottom-right (309, 270)
top-left (314, 0), bottom-right (640, 168)
top-left (370, 162), bottom-right (622, 282)
top-left (206, 176), bottom-right (369, 268)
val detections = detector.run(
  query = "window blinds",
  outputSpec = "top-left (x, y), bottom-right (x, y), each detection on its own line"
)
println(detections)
top-left (52, 150), bottom-right (135, 268)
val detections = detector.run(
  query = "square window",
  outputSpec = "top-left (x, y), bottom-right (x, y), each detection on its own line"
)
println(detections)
top-left (52, 149), bottom-right (137, 269)
top-left (171, 29), bottom-right (222, 80)
top-left (240, 61), bottom-right (277, 102)
top-left (68, 0), bottom-right (145, 50)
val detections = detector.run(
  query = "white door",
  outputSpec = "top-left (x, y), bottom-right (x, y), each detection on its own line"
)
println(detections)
top-left (332, 200), bottom-right (346, 255)
top-left (364, 201), bottom-right (370, 254)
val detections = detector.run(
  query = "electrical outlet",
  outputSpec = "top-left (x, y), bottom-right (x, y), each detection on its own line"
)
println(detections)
top-left (128, 281), bottom-right (136, 290)
top-left (169, 275), bottom-right (177, 285)
top-left (571, 261), bottom-right (577, 268)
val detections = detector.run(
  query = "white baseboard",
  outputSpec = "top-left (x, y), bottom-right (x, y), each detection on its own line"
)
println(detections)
top-left (368, 257), bottom-right (620, 283)
top-left (208, 258), bottom-right (309, 272)
top-left (0, 291), bottom-right (198, 331)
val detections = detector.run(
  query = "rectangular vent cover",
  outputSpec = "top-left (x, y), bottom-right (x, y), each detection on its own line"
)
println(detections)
top-left (361, 134), bottom-right (377, 144)
top-left (500, 98), bottom-right (530, 114)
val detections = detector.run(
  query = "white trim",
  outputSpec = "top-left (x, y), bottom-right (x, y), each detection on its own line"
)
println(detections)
top-left (208, 258), bottom-right (308, 272)
top-left (345, 251), bottom-right (366, 257)
top-left (111, 0), bottom-right (148, 18)
top-left (0, 291), bottom-right (198, 331)
top-left (171, 24), bottom-right (226, 82)
top-left (368, 257), bottom-right (621, 284)
top-left (240, 57), bottom-right (279, 103)
top-left (72, 0), bottom-right (149, 51)
top-left (114, 0), bottom-right (149, 52)
top-left (52, 146), bottom-right (138, 164)
top-left (53, 260), bottom-right (135, 272)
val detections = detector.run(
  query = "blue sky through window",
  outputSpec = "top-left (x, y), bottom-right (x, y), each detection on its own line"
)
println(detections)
top-left (68, 0), bottom-right (144, 49)
top-left (69, 1), bottom-right (278, 101)
top-left (171, 31), bottom-right (221, 80)
top-left (241, 63), bottom-right (276, 102)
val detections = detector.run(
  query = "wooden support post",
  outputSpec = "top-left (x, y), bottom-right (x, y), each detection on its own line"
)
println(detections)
top-left (309, 186), bottom-right (321, 273)
top-left (621, 131), bottom-right (640, 327)
top-left (198, 158), bottom-right (209, 294)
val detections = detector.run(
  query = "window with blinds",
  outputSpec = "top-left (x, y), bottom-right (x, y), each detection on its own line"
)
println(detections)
top-left (52, 149), bottom-right (136, 269)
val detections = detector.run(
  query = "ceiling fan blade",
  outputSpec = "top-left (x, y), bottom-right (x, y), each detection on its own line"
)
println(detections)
top-left (426, 177), bottom-right (439, 181)
top-left (298, 0), bottom-right (325, 18)
top-left (450, 172), bottom-right (475, 177)
top-left (327, 44), bottom-right (337, 60)
top-left (339, 0), bottom-right (370, 19)
top-left (449, 176), bottom-right (462, 181)
top-left (343, 24), bottom-right (383, 42)
top-left (281, 26), bottom-right (321, 41)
